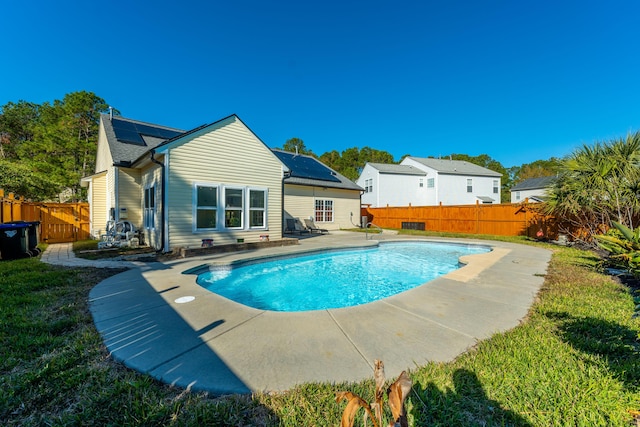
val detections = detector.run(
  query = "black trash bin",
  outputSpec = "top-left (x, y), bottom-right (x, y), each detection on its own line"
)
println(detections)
top-left (24, 221), bottom-right (41, 255)
top-left (0, 222), bottom-right (31, 260)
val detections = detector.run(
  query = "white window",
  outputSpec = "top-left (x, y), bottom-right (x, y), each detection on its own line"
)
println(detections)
top-left (493, 180), bottom-right (499, 194)
top-left (427, 178), bottom-right (435, 188)
top-left (419, 178), bottom-right (424, 188)
top-left (249, 189), bottom-right (266, 228)
top-left (467, 179), bottom-right (473, 193)
top-left (194, 184), bottom-right (268, 231)
top-left (144, 186), bottom-right (155, 230)
top-left (224, 187), bottom-right (244, 229)
top-left (516, 191), bottom-right (521, 201)
top-left (315, 199), bottom-right (333, 222)
top-left (364, 178), bottom-right (373, 193)
top-left (195, 185), bottom-right (218, 230)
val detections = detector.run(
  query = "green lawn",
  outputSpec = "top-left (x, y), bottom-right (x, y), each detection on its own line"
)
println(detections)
top-left (1, 239), bottom-right (639, 426)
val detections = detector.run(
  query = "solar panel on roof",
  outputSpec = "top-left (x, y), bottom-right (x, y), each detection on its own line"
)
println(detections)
top-left (274, 151), bottom-right (341, 183)
top-left (111, 118), bottom-right (183, 145)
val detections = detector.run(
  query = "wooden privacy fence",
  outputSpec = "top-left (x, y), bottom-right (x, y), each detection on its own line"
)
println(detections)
top-left (362, 200), bottom-right (557, 239)
top-left (1, 189), bottom-right (90, 243)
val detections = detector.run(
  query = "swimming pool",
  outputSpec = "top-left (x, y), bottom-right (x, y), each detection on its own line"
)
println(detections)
top-left (196, 241), bottom-right (490, 312)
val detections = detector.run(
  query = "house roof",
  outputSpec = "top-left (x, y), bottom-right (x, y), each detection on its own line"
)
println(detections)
top-left (407, 157), bottom-right (502, 177)
top-left (101, 113), bottom-right (185, 166)
top-left (367, 162), bottom-right (426, 176)
top-left (272, 149), bottom-right (363, 191)
top-left (510, 176), bottom-right (556, 191)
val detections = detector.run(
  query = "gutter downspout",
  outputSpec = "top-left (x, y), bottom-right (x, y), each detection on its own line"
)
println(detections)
top-left (282, 168), bottom-right (290, 237)
top-left (113, 167), bottom-right (119, 221)
top-left (150, 150), bottom-right (166, 252)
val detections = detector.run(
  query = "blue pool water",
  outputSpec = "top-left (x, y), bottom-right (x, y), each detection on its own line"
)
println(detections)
top-left (196, 241), bottom-right (490, 312)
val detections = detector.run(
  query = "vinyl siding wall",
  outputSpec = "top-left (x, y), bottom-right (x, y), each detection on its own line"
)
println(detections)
top-left (357, 164), bottom-right (378, 206)
top-left (358, 164), bottom-right (430, 208)
top-left (283, 184), bottom-right (361, 230)
top-left (164, 117), bottom-right (284, 250)
top-left (95, 122), bottom-right (113, 172)
top-left (511, 188), bottom-right (547, 203)
top-left (106, 166), bottom-right (115, 219)
top-left (116, 168), bottom-right (142, 227)
top-left (90, 173), bottom-right (107, 237)
top-left (437, 174), bottom-right (499, 205)
top-left (379, 174), bottom-right (428, 207)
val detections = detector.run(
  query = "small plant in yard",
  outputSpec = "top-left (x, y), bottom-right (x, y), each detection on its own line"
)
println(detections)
top-left (595, 221), bottom-right (640, 318)
top-left (336, 360), bottom-right (412, 427)
top-left (595, 221), bottom-right (640, 276)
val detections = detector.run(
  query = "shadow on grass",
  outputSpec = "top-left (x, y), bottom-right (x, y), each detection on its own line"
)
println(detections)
top-left (412, 369), bottom-right (532, 426)
top-left (548, 311), bottom-right (640, 390)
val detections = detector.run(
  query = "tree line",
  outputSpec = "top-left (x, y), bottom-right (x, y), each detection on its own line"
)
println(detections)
top-left (0, 91), bottom-right (110, 201)
top-left (0, 91), bottom-right (559, 202)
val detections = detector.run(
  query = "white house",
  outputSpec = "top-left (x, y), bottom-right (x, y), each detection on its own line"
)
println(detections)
top-left (358, 163), bottom-right (426, 208)
top-left (358, 157), bottom-right (502, 207)
top-left (510, 176), bottom-right (556, 203)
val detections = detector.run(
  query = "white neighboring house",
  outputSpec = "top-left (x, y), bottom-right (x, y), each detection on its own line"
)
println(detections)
top-left (510, 176), bottom-right (556, 203)
top-left (358, 163), bottom-right (427, 208)
top-left (358, 156), bottom-right (502, 207)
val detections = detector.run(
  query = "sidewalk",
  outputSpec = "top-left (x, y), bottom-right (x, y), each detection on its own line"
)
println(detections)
top-left (40, 242), bottom-right (140, 268)
top-left (70, 233), bottom-right (553, 395)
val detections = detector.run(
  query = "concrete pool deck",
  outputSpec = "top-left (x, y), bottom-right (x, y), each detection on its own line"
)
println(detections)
top-left (80, 231), bottom-right (552, 395)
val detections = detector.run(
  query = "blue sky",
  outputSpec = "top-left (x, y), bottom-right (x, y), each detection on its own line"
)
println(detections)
top-left (2, 1), bottom-right (639, 168)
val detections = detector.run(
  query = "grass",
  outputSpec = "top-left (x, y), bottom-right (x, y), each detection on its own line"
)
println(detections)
top-left (1, 236), bottom-right (639, 426)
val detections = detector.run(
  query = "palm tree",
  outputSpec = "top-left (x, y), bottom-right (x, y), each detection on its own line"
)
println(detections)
top-left (544, 131), bottom-right (640, 242)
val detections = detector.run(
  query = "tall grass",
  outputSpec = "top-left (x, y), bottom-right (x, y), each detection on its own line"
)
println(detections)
top-left (1, 243), bottom-right (638, 426)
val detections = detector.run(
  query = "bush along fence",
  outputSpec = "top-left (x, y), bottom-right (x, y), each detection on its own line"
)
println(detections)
top-left (362, 200), bottom-right (559, 239)
top-left (0, 189), bottom-right (90, 243)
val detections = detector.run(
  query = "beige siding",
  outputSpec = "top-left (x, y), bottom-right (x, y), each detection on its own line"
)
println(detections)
top-left (92, 120), bottom-right (115, 237)
top-left (164, 117), bottom-right (284, 250)
top-left (95, 122), bottom-right (113, 172)
top-left (107, 166), bottom-right (115, 214)
top-left (284, 184), bottom-right (361, 230)
top-left (117, 168), bottom-right (142, 228)
top-left (91, 173), bottom-right (107, 237)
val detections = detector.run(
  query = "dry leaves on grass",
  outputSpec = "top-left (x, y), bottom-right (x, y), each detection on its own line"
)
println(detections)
top-left (336, 360), bottom-right (412, 427)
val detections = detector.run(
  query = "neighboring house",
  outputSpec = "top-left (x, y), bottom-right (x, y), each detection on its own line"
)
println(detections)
top-left (272, 149), bottom-right (363, 230)
top-left (357, 157), bottom-right (502, 207)
top-left (358, 163), bottom-right (427, 208)
top-left (510, 176), bottom-right (556, 203)
top-left (82, 113), bottom-right (287, 251)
